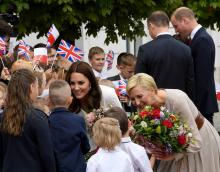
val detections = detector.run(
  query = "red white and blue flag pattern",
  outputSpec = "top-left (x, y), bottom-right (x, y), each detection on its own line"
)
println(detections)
top-left (18, 40), bottom-right (31, 60)
top-left (118, 79), bottom-right (127, 96)
top-left (106, 50), bottom-right (114, 70)
top-left (0, 36), bottom-right (6, 56)
top-left (57, 39), bottom-right (83, 62)
top-left (47, 24), bottom-right (59, 47)
top-left (113, 79), bottom-right (128, 96)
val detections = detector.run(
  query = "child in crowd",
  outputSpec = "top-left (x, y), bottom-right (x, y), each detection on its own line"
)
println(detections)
top-left (33, 71), bottom-right (50, 115)
top-left (87, 117), bottom-right (134, 172)
top-left (0, 82), bottom-right (7, 113)
top-left (104, 107), bottom-right (154, 172)
top-left (88, 46), bottom-right (106, 79)
top-left (107, 53), bottom-right (137, 114)
top-left (49, 80), bottom-right (90, 172)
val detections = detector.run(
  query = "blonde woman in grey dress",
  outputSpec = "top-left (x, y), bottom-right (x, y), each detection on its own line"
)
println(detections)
top-left (127, 73), bottom-right (220, 172)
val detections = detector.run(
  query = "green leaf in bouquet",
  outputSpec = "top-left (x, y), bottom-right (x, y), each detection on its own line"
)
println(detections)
top-left (161, 125), bottom-right (167, 134)
top-left (156, 125), bottom-right (161, 134)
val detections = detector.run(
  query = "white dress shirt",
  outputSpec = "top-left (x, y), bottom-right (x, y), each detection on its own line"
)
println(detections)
top-left (120, 137), bottom-right (153, 172)
top-left (190, 24), bottom-right (202, 40)
top-left (87, 146), bottom-right (134, 172)
top-left (92, 69), bottom-right (107, 79)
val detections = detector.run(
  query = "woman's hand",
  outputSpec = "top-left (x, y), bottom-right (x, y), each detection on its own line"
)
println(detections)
top-left (86, 112), bottom-right (96, 127)
top-left (151, 151), bottom-right (175, 161)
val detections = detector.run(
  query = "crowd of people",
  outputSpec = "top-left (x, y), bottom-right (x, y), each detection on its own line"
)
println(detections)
top-left (0, 6), bottom-right (220, 172)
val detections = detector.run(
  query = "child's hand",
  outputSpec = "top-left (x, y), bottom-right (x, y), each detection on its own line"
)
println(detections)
top-left (1, 67), bottom-right (11, 80)
top-left (128, 119), bottom-right (135, 136)
top-left (119, 95), bottom-right (129, 103)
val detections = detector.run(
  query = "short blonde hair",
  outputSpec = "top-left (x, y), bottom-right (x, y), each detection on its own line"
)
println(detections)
top-left (92, 117), bottom-right (121, 150)
top-left (49, 80), bottom-right (71, 106)
top-left (11, 59), bottom-right (33, 73)
top-left (172, 7), bottom-right (195, 21)
top-left (126, 73), bottom-right (157, 95)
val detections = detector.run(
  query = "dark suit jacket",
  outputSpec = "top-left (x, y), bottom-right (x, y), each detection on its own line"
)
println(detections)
top-left (135, 34), bottom-right (195, 101)
top-left (0, 108), bottom-right (56, 172)
top-left (190, 27), bottom-right (218, 115)
top-left (107, 74), bottom-right (137, 113)
top-left (49, 107), bottom-right (90, 172)
top-left (107, 74), bottom-right (121, 81)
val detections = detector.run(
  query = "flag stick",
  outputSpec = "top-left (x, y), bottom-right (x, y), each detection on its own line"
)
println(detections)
top-left (0, 57), bottom-right (5, 68)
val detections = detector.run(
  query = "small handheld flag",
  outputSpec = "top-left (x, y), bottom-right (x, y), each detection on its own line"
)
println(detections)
top-left (18, 40), bottom-right (31, 60)
top-left (118, 80), bottom-right (127, 96)
top-left (106, 50), bottom-right (114, 70)
top-left (57, 39), bottom-right (83, 63)
top-left (46, 24), bottom-right (59, 47)
top-left (112, 80), bottom-right (127, 96)
top-left (34, 48), bottom-right (48, 65)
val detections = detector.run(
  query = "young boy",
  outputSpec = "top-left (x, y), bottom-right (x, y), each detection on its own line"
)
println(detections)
top-left (88, 46), bottom-right (106, 79)
top-left (104, 107), bottom-right (154, 172)
top-left (108, 53), bottom-right (136, 82)
top-left (49, 80), bottom-right (90, 172)
top-left (107, 53), bottom-right (137, 114)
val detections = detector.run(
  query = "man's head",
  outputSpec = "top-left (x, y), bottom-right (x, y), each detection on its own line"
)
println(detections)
top-left (171, 7), bottom-right (198, 38)
top-left (117, 53), bottom-right (136, 79)
top-left (49, 80), bottom-right (72, 108)
top-left (147, 11), bottom-right (169, 39)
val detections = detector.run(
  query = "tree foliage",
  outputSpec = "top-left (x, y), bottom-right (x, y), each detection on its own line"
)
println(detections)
top-left (0, 0), bottom-right (220, 44)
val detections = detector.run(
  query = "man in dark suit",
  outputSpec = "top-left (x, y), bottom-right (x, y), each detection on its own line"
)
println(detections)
top-left (171, 7), bottom-right (219, 124)
top-left (135, 11), bottom-right (195, 102)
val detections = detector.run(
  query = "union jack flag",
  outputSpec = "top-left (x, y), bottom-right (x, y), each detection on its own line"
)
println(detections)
top-left (46, 24), bottom-right (59, 47)
top-left (18, 40), bottom-right (31, 60)
top-left (57, 39), bottom-right (83, 62)
top-left (0, 36), bottom-right (6, 56)
top-left (118, 79), bottom-right (127, 96)
top-left (106, 50), bottom-right (114, 70)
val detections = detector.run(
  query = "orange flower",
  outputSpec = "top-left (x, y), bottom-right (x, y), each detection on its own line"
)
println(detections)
top-left (169, 114), bottom-right (176, 122)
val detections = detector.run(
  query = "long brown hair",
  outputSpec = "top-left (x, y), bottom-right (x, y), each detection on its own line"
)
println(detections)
top-left (2, 69), bottom-right (36, 136)
top-left (65, 61), bottom-right (101, 113)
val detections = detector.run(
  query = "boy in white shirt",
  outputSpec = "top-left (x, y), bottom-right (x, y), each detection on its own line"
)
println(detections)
top-left (104, 107), bottom-right (154, 172)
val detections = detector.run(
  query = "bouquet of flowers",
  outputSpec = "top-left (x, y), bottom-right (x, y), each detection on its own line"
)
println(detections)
top-left (132, 106), bottom-right (193, 155)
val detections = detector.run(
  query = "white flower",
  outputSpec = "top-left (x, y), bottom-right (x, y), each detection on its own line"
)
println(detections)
top-left (133, 115), bottom-right (139, 120)
top-left (187, 133), bottom-right (193, 138)
top-left (160, 111), bottom-right (165, 118)
top-left (140, 121), bottom-right (147, 128)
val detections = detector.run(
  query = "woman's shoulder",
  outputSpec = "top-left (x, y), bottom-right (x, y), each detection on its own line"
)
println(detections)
top-left (165, 89), bottom-right (188, 100)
